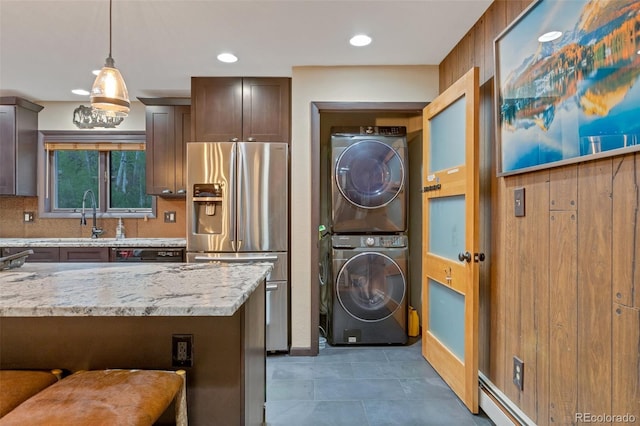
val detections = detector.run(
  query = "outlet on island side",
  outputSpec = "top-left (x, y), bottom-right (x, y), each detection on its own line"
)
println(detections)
top-left (172, 334), bottom-right (193, 368)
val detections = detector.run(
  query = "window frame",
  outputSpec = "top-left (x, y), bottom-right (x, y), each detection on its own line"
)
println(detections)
top-left (38, 131), bottom-right (156, 220)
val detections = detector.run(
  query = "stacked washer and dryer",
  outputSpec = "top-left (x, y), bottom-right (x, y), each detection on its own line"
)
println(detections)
top-left (328, 126), bottom-right (409, 345)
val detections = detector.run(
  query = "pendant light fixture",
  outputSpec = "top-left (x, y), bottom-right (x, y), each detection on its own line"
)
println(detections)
top-left (91, 0), bottom-right (130, 117)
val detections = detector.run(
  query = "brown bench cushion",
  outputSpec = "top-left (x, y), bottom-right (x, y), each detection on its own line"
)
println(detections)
top-left (0, 369), bottom-right (184, 426)
top-left (0, 370), bottom-right (60, 418)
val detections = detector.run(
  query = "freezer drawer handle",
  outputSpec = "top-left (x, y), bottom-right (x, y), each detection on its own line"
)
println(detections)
top-left (266, 283), bottom-right (279, 291)
top-left (194, 255), bottom-right (279, 262)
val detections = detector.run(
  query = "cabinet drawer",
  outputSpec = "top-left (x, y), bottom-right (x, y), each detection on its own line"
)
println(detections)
top-left (2, 247), bottom-right (60, 262)
top-left (59, 247), bottom-right (109, 262)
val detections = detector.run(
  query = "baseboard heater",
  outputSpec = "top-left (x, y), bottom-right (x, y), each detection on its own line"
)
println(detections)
top-left (479, 373), bottom-right (536, 426)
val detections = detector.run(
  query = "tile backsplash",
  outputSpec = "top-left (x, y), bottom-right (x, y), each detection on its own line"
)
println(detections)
top-left (0, 197), bottom-right (186, 238)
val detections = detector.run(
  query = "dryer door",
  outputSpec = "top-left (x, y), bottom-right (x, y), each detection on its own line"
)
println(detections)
top-left (335, 140), bottom-right (405, 209)
top-left (336, 252), bottom-right (406, 322)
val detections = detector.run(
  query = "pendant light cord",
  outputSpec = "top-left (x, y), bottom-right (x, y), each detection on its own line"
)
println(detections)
top-left (109, 0), bottom-right (112, 58)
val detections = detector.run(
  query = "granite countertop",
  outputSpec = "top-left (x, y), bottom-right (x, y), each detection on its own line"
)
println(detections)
top-left (0, 238), bottom-right (186, 248)
top-left (0, 262), bottom-right (272, 317)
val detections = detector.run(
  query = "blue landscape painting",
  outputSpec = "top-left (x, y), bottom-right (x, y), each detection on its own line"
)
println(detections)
top-left (496, 0), bottom-right (640, 174)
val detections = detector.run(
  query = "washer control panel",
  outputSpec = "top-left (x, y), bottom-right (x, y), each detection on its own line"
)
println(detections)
top-left (332, 234), bottom-right (407, 249)
top-left (361, 126), bottom-right (406, 136)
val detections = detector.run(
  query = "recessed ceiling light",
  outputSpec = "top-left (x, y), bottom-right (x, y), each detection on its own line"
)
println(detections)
top-left (72, 89), bottom-right (90, 96)
top-left (217, 53), bottom-right (238, 63)
top-left (350, 34), bottom-right (372, 47)
top-left (538, 31), bottom-right (562, 42)
top-left (637, 49), bottom-right (640, 55)
top-left (92, 69), bottom-right (101, 76)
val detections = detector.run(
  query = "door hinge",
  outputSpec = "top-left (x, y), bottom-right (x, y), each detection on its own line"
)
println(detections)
top-left (474, 253), bottom-right (485, 262)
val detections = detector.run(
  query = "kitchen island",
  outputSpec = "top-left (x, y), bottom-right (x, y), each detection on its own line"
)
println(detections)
top-left (0, 262), bottom-right (271, 425)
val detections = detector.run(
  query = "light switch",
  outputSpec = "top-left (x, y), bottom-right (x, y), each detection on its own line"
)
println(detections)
top-left (164, 211), bottom-right (176, 223)
top-left (23, 211), bottom-right (35, 222)
top-left (514, 188), bottom-right (525, 217)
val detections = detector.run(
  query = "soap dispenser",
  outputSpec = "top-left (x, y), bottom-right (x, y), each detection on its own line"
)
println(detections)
top-left (115, 218), bottom-right (125, 240)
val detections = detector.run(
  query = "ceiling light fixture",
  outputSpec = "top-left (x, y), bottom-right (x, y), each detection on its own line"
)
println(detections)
top-left (72, 89), bottom-right (90, 96)
top-left (350, 34), bottom-right (372, 47)
top-left (90, 0), bottom-right (130, 117)
top-left (538, 31), bottom-right (562, 43)
top-left (217, 53), bottom-right (238, 63)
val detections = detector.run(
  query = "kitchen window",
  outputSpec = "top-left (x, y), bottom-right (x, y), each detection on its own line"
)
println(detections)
top-left (39, 131), bottom-right (155, 219)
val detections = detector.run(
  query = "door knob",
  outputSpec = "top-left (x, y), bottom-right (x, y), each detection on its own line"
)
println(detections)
top-left (458, 251), bottom-right (471, 263)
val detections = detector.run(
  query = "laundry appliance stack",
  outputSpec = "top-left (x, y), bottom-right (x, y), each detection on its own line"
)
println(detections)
top-left (327, 126), bottom-right (409, 345)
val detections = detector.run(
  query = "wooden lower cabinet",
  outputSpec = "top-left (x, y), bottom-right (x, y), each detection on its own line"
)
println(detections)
top-left (2, 247), bottom-right (60, 262)
top-left (0, 280), bottom-right (266, 425)
top-left (2, 247), bottom-right (109, 262)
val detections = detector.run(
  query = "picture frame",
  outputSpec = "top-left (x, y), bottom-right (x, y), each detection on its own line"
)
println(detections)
top-left (494, 0), bottom-right (640, 176)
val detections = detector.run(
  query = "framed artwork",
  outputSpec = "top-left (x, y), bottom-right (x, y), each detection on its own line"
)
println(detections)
top-left (494, 0), bottom-right (640, 176)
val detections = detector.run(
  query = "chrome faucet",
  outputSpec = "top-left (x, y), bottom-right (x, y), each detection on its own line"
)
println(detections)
top-left (80, 189), bottom-right (104, 239)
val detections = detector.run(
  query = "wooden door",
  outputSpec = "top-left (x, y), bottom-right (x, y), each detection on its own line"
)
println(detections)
top-left (421, 67), bottom-right (480, 413)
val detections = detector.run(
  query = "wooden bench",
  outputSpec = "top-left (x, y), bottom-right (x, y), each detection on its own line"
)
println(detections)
top-left (0, 369), bottom-right (62, 418)
top-left (0, 369), bottom-right (187, 426)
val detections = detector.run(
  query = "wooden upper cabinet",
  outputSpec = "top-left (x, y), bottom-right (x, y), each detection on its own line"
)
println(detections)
top-left (140, 99), bottom-right (191, 196)
top-left (192, 77), bottom-right (290, 143)
top-left (0, 97), bottom-right (43, 196)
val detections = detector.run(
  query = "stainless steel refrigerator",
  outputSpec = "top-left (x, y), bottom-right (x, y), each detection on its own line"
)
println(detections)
top-left (186, 141), bottom-right (288, 352)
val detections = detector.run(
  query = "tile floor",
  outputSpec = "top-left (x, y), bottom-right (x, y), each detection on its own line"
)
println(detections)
top-left (266, 337), bottom-right (495, 426)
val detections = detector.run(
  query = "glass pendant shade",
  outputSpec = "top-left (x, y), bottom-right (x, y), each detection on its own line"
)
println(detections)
top-left (91, 56), bottom-right (130, 117)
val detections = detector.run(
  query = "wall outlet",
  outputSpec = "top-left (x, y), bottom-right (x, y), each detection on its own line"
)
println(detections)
top-left (23, 211), bottom-right (35, 222)
top-left (172, 334), bottom-right (193, 367)
top-left (164, 211), bottom-right (176, 223)
top-left (513, 356), bottom-right (524, 391)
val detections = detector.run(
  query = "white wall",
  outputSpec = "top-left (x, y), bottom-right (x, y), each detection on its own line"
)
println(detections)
top-left (37, 101), bottom-right (145, 131)
top-left (289, 65), bottom-right (440, 350)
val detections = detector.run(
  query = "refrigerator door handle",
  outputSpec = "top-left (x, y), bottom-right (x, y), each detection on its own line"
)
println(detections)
top-left (229, 144), bottom-right (237, 247)
top-left (236, 143), bottom-right (244, 244)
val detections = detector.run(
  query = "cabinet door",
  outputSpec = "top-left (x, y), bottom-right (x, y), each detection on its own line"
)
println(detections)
top-left (0, 106), bottom-right (17, 195)
top-left (2, 247), bottom-right (60, 262)
top-left (242, 78), bottom-right (290, 142)
top-left (145, 105), bottom-right (176, 195)
top-left (174, 105), bottom-right (191, 194)
top-left (0, 102), bottom-right (40, 196)
top-left (192, 77), bottom-right (242, 142)
top-left (59, 247), bottom-right (109, 262)
top-left (145, 104), bottom-right (190, 196)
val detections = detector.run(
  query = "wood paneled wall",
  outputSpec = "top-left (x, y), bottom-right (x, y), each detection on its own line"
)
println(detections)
top-left (440, 1), bottom-right (640, 424)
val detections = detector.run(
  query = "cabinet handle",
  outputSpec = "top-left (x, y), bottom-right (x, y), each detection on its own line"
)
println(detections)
top-left (247, 137), bottom-right (256, 142)
top-left (177, 189), bottom-right (186, 194)
top-left (161, 189), bottom-right (173, 194)
top-left (230, 137), bottom-right (239, 142)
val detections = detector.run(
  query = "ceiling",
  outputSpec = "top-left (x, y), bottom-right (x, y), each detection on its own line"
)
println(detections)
top-left (0, 0), bottom-right (492, 103)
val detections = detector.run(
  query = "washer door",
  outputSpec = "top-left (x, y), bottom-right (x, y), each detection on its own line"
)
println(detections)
top-left (335, 140), bottom-right (405, 209)
top-left (336, 252), bottom-right (406, 322)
